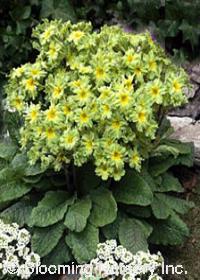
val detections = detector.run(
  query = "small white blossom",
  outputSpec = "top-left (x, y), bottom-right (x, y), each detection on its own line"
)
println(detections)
top-left (0, 219), bottom-right (41, 279)
top-left (80, 240), bottom-right (164, 280)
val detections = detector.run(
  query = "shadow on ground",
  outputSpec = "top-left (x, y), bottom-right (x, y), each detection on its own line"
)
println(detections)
top-left (162, 174), bottom-right (200, 280)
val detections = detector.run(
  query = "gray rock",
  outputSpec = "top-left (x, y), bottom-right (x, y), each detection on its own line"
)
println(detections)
top-left (184, 82), bottom-right (199, 99)
top-left (168, 116), bottom-right (200, 165)
top-left (190, 63), bottom-right (200, 84)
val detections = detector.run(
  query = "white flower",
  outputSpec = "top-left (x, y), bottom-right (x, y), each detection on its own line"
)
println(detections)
top-left (25, 252), bottom-right (41, 268)
top-left (17, 228), bottom-right (31, 246)
top-left (79, 240), bottom-right (163, 280)
top-left (148, 273), bottom-right (163, 280)
top-left (0, 219), bottom-right (41, 279)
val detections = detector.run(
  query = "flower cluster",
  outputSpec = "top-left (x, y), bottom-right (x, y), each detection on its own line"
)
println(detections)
top-left (0, 219), bottom-right (40, 279)
top-left (6, 20), bottom-right (189, 180)
top-left (79, 240), bottom-right (163, 280)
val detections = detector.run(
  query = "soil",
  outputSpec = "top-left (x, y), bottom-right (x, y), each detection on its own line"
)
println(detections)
top-left (162, 170), bottom-right (200, 280)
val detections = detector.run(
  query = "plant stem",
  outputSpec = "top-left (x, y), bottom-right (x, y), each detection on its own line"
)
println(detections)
top-left (72, 164), bottom-right (78, 193)
top-left (64, 164), bottom-right (73, 194)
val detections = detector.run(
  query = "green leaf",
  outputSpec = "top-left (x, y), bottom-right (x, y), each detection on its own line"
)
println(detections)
top-left (30, 191), bottom-right (74, 227)
top-left (89, 188), bottom-right (117, 227)
top-left (11, 153), bottom-right (27, 174)
top-left (155, 193), bottom-right (194, 214)
top-left (152, 144), bottom-right (180, 157)
top-left (140, 167), bottom-right (157, 191)
top-left (43, 238), bottom-right (72, 265)
top-left (125, 205), bottom-right (152, 218)
top-left (157, 172), bottom-right (183, 192)
top-left (65, 223), bottom-right (99, 263)
top-left (0, 141), bottom-right (17, 161)
top-left (156, 117), bottom-right (174, 140)
top-left (24, 163), bottom-right (43, 176)
top-left (119, 218), bottom-right (148, 254)
top-left (64, 196), bottom-right (92, 232)
top-left (32, 222), bottom-right (64, 257)
top-left (149, 213), bottom-right (189, 245)
top-left (0, 167), bottom-right (18, 184)
top-left (40, 0), bottom-right (76, 22)
top-left (131, 218), bottom-right (153, 238)
top-left (4, 111), bottom-right (21, 144)
top-left (0, 197), bottom-right (36, 226)
top-left (149, 156), bottom-right (176, 176)
top-left (102, 212), bottom-right (124, 240)
top-left (151, 194), bottom-right (172, 219)
top-left (0, 182), bottom-right (32, 204)
top-left (113, 170), bottom-right (153, 206)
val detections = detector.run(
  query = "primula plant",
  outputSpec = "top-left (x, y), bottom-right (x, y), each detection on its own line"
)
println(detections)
top-left (6, 20), bottom-right (188, 181)
top-left (1, 20), bottom-right (194, 267)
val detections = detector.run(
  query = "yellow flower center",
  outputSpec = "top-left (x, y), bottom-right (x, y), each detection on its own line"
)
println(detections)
top-left (43, 29), bottom-right (51, 40)
top-left (127, 54), bottom-right (135, 63)
top-left (53, 86), bottom-right (62, 97)
top-left (31, 69), bottom-right (40, 76)
top-left (151, 86), bottom-right (160, 96)
top-left (103, 104), bottom-right (110, 113)
top-left (30, 110), bottom-right (38, 121)
top-left (70, 31), bottom-right (84, 41)
top-left (49, 46), bottom-right (56, 58)
top-left (78, 88), bottom-right (89, 100)
top-left (80, 112), bottom-right (89, 123)
top-left (112, 120), bottom-right (121, 130)
top-left (46, 108), bottom-right (57, 121)
top-left (14, 97), bottom-right (23, 110)
top-left (25, 78), bottom-right (35, 91)
top-left (112, 151), bottom-right (122, 161)
top-left (65, 135), bottom-right (74, 144)
top-left (131, 154), bottom-right (140, 164)
top-left (138, 111), bottom-right (146, 123)
top-left (119, 93), bottom-right (129, 106)
top-left (85, 140), bottom-right (93, 151)
top-left (173, 81), bottom-right (181, 92)
top-left (134, 67), bottom-right (141, 76)
top-left (46, 128), bottom-right (55, 139)
top-left (124, 78), bottom-right (133, 90)
top-left (149, 60), bottom-right (157, 71)
top-left (95, 67), bottom-right (105, 79)
top-left (63, 105), bottom-right (71, 116)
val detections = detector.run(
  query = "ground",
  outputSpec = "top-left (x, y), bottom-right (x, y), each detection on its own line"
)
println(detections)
top-left (163, 170), bottom-right (200, 280)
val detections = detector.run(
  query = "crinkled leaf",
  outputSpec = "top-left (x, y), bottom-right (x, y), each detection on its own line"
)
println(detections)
top-left (43, 238), bottom-right (72, 265)
top-left (0, 182), bottom-right (32, 204)
top-left (102, 212), bottom-right (125, 240)
top-left (157, 172), bottom-right (183, 192)
top-left (65, 223), bottom-right (99, 263)
top-left (0, 141), bottom-right (17, 161)
top-left (30, 191), bottom-right (75, 227)
top-left (151, 194), bottom-right (172, 219)
top-left (119, 218), bottom-right (148, 254)
top-left (113, 170), bottom-right (153, 206)
top-left (155, 193), bottom-right (194, 214)
top-left (149, 156), bottom-right (176, 177)
top-left (89, 188), bottom-right (117, 227)
top-left (32, 222), bottom-right (64, 257)
top-left (64, 196), bottom-right (92, 232)
top-left (149, 213), bottom-right (189, 245)
top-left (0, 197), bottom-right (37, 226)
